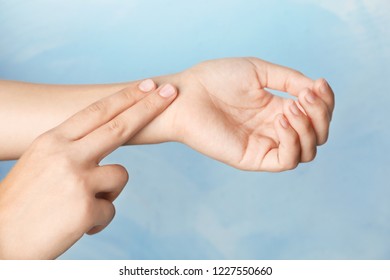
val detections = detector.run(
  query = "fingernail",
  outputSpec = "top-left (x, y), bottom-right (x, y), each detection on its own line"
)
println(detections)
top-left (138, 79), bottom-right (155, 92)
top-left (305, 91), bottom-right (316, 104)
top-left (159, 84), bottom-right (176, 98)
top-left (279, 116), bottom-right (289, 129)
top-left (289, 102), bottom-right (300, 116)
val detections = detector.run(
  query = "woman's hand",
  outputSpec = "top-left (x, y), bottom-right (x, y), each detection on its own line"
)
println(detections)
top-left (150, 57), bottom-right (335, 171)
top-left (0, 80), bottom-right (178, 259)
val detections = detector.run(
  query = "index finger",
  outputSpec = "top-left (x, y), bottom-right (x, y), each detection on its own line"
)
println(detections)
top-left (54, 79), bottom-right (157, 140)
top-left (79, 84), bottom-right (178, 163)
top-left (247, 57), bottom-right (314, 96)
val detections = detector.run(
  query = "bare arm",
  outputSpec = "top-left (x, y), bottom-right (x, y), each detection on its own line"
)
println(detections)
top-left (0, 57), bottom-right (334, 171)
top-left (0, 77), bottom-right (179, 159)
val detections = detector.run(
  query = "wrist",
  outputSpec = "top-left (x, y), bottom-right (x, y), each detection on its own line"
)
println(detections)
top-left (126, 72), bottom-right (186, 144)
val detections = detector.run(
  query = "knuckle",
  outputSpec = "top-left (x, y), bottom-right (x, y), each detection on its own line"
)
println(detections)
top-left (281, 142), bottom-right (300, 170)
top-left (121, 87), bottom-right (137, 103)
top-left (88, 100), bottom-right (107, 114)
top-left (107, 117), bottom-right (126, 138)
top-left (55, 154), bottom-right (76, 172)
top-left (32, 134), bottom-right (82, 167)
top-left (63, 171), bottom-right (89, 195)
top-left (301, 88), bottom-right (312, 98)
top-left (141, 97), bottom-right (158, 112)
top-left (319, 78), bottom-right (328, 89)
top-left (33, 132), bottom-right (53, 147)
top-left (286, 70), bottom-right (304, 89)
top-left (31, 131), bottom-right (64, 152)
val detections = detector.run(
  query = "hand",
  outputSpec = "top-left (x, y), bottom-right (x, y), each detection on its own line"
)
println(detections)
top-left (0, 81), bottom-right (178, 259)
top-left (154, 57), bottom-right (335, 171)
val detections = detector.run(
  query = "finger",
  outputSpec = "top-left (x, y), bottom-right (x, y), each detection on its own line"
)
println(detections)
top-left (298, 88), bottom-right (331, 145)
top-left (284, 100), bottom-right (317, 162)
top-left (55, 79), bottom-right (157, 140)
top-left (87, 199), bottom-right (115, 235)
top-left (313, 78), bottom-right (335, 119)
top-left (87, 225), bottom-right (105, 235)
top-left (261, 114), bottom-right (301, 172)
top-left (80, 83), bottom-right (178, 162)
top-left (247, 57), bottom-right (314, 96)
top-left (92, 164), bottom-right (128, 202)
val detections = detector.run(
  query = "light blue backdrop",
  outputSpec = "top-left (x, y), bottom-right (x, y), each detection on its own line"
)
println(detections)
top-left (0, 0), bottom-right (389, 259)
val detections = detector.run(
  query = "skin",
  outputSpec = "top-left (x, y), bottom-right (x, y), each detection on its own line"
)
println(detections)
top-left (0, 57), bottom-right (334, 171)
top-left (0, 57), bottom-right (334, 259)
top-left (158, 57), bottom-right (334, 171)
top-left (0, 82), bottom-right (178, 259)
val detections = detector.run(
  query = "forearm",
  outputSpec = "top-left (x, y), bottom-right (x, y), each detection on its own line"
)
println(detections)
top-left (0, 75), bottom-right (181, 160)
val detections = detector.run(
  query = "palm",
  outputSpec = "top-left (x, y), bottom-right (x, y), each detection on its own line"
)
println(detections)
top-left (176, 58), bottom-right (290, 171)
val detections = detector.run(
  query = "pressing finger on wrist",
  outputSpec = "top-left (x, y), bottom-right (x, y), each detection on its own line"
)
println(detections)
top-left (79, 83), bottom-right (178, 163)
top-left (56, 79), bottom-right (157, 140)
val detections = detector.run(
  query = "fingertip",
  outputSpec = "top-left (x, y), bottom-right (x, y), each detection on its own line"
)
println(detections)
top-left (298, 87), bottom-right (311, 97)
top-left (315, 78), bottom-right (330, 95)
top-left (158, 83), bottom-right (177, 98)
top-left (138, 79), bottom-right (156, 92)
top-left (304, 89), bottom-right (317, 104)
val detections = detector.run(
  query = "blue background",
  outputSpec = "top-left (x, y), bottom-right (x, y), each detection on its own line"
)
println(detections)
top-left (0, 0), bottom-right (389, 259)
